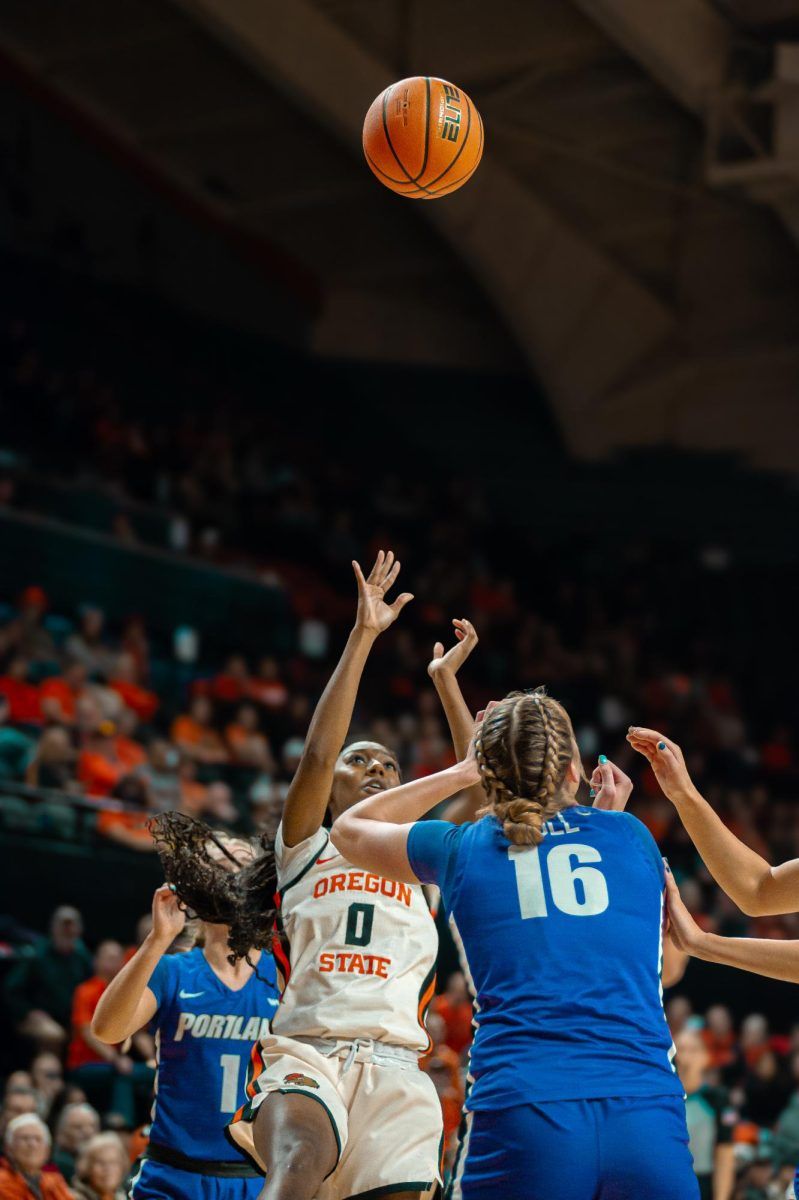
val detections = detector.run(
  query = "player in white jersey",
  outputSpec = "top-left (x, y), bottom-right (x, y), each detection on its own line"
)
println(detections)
top-left (225, 552), bottom-right (480, 1200)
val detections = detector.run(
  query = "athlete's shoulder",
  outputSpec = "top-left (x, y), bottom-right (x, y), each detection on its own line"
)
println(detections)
top-left (148, 947), bottom-right (200, 1009)
top-left (275, 821), bottom-right (330, 890)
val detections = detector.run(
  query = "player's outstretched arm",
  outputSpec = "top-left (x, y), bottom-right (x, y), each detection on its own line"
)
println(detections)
top-left (332, 752), bottom-right (479, 883)
top-left (428, 618), bottom-right (485, 823)
top-left (282, 550), bottom-right (412, 848)
top-left (665, 871), bottom-right (799, 984)
top-left (628, 727), bottom-right (799, 917)
top-left (92, 886), bottom-right (184, 1043)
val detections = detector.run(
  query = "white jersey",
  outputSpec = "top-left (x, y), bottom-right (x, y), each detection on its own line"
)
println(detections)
top-left (270, 822), bottom-right (439, 1053)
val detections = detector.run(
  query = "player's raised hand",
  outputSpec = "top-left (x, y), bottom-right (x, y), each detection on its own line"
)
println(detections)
top-left (353, 550), bottom-right (413, 635)
top-left (151, 884), bottom-right (187, 947)
top-left (428, 618), bottom-right (479, 681)
top-left (664, 870), bottom-right (704, 955)
top-left (590, 756), bottom-right (633, 811)
top-left (626, 728), bottom-right (696, 805)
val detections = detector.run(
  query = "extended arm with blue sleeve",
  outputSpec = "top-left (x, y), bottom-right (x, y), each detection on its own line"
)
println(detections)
top-left (406, 819), bottom-right (465, 907)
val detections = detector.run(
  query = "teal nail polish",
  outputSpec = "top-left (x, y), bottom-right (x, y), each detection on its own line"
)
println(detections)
top-left (598, 754), bottom-right (607, 765)
top-left (657, 742), bottom-right (666, 751)
top-left (589, 788), bottom-right (596, 798)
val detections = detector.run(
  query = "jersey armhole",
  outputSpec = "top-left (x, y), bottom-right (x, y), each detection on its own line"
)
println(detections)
top-left (616, 812), bottom-right (665, 888)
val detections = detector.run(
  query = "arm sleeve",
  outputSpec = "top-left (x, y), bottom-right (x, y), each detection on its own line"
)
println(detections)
top-left (146, 954), bottom-right (174, 1011)
top-left (618, 812), bottom-right (665, 886)
top-left (406, 820), bottom-right (464, 903)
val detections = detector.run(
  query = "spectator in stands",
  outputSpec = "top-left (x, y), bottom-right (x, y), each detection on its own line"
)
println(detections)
top-left (0, 657), bottom-right (42, 725)
top-left (107, 653), bottom-right (158, 723)
top-left (119, 616), bottom-right (149, 682)
top-left (25, 726), bottom-right (76, 791)
top-left (77, 721), bottom-right (127, 798)
top-left (7, 586), bottom-right (57, 663)
top-left (677, 1028), bottom-right (736, 1200)
top-left (4, 905), bottom-right (92, 1051)
top-left (95, 789), bottom-right (155, 851)
top-left (209, 653), bottom-right (250, 703)
top-left (3, 1073), bottom-right (33, 1097)
top-left (39, 661), bottom-right (89, 727)
top-left (0, 1112), bottom-right (72, 1199)
top-left (66, 942), bottom-right (153, 1125)
top-left (29, 1053), bottom-right (64, 1119)
top-left (249, 776), bottom-right (286, 839)
top-left (0, 1089), bottom-right (38, 1140)
top-left (201, 780), bottom-right (237, 826)
top-left (703, 1005), bottom-right (738, 1072)
top-left (0, 694), bottom-right (34, 780)
top-left (171, 695), bottom-right (227, 764)
top-left (64, 606), bottom-right (116, 679)
top-left (741, 1014), bottom-right (772, 1068)
top-left (52, 1103), bottom-right (100, 1182)
top-left (72, 1131), bottom-right (128, 1199)
top-left (133, 739), bottom-right (180, 812)
top-left (432, 971), bottom-right (474, 1056)
top-left (112, 708), bottom-right (146, 773)
top-left (248, 655), bottom-right (288, 710)
top-left (225, 703), bottom-right (274, 770)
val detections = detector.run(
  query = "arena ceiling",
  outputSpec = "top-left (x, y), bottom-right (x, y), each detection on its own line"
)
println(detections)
top-left (1, 0), bottom-right (799, 469)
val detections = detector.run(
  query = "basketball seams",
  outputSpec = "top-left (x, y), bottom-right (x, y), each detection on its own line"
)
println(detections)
top-left (419, 86), bottom-right (474, 192)
top-left (411, 76), bottom-right (432, 185)
top-left (364, 147), bottom-right (426, 196)
top-left (381, 84), bottom-right (437, 197)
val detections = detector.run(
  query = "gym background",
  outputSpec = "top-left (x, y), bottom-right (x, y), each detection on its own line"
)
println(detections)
top-left (1, 2), bottom-right (799, 1198)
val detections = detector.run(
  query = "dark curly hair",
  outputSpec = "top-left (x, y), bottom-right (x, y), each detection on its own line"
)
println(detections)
top-left (150, 812), bottom-right (278, 965)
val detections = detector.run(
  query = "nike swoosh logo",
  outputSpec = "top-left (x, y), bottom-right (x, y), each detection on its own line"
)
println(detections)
top-left (317, 855), bottom-right (338, 865)
top-left (178, 990), bottom-right (205, 999)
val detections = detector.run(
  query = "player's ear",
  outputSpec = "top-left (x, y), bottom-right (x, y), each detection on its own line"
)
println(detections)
top-left (565, 757), bottom-right (580, 784)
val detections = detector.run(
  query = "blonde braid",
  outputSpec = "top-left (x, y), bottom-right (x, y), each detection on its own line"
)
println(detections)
top-left (476, 689), bottom-right (579, 846)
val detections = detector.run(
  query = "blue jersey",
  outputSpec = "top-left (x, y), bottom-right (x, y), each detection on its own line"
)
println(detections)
top-left (147, 947), bottom-right (279, 1160)
top-left (407, 807), bottom-right (681, 1112)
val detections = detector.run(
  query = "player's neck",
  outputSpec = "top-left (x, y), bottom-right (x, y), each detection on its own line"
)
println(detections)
top-left (201, 924), bottom-right (261, 982)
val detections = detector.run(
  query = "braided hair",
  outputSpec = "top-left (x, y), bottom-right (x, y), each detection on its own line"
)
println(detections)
top-left (475, 688), bottom-right (583, 845)
top-left (150, 812), bottom-right (278, 965)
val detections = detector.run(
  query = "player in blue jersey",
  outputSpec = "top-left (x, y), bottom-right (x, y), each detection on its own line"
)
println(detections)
top-left (628, 725), bottom-right (799, 1200)
top-left (332, 688), bottom-right (699, 1200)
top-left (92, 831), bottom-right (279, 1200)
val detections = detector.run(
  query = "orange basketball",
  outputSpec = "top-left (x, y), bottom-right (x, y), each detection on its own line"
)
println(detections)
top-left (363, 76), bottom-right (484, 199)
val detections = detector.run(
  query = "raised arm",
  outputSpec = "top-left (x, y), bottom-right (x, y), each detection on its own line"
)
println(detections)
top-left (332, 748), bottom-right (480, 883)
top-left (628, 727), bottom-right (799, 916)
top-left (665, 871), bottom-right (799, 985)
top-left (428, 618), bottom-right (485, 823)
top-left (92, 886), bottom-right (184, 1043)
top-left (282, 551), bottom-right (412, 848)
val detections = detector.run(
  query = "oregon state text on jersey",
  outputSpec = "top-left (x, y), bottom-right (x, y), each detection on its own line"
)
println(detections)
top-left (271, 824), bottom-right (438, 1052)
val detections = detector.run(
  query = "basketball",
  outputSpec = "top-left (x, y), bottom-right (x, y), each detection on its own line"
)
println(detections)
top-left (363, 76), bottom-right (484, 199)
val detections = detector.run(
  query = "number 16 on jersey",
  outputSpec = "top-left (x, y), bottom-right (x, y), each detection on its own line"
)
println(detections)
top-left (509, 844), bottom-right (609, 918)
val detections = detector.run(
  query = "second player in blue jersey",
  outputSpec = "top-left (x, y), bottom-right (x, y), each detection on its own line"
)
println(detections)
top-left (92, 833), bottom-right (280, 1200)
top-left (332, 688), bottom-right (700, 1200)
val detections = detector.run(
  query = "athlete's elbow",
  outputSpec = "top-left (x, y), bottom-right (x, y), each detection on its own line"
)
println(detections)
top-left (90, 1015), bottom-right (115, 1043)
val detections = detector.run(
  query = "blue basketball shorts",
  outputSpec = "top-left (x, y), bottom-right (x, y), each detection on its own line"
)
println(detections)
top-left (447, 1094), bottom-right (700, 1200)
top-left (129, 1159), bottom-right (264, 1200)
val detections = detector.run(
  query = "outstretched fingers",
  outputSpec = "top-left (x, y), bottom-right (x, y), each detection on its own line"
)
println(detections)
top-left (389, 591), bottom-right (414, 616)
